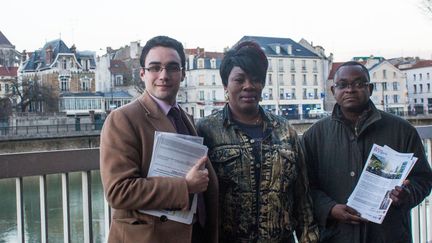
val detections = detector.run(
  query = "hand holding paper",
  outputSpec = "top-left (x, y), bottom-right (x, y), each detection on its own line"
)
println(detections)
top-left (186, 156), bottom-right (209, 193)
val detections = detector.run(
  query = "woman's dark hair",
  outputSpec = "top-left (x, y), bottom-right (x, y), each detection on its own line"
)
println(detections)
top-left (139, 36), bottom-right (186, 68)
top-left (220, 41), bottom-right (268, 87)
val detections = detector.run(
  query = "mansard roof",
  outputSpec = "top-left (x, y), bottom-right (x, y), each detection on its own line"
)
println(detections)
top-left (21, 39), bottom-right (96, 71)
top-left (236, 36), bottom-right (319, 58)
top-left (109, 60), bottom-right (128, 73)
top-left (0, 31), bottom-right (13, 47)
top-left (399, 60), bottom-right (432, 70)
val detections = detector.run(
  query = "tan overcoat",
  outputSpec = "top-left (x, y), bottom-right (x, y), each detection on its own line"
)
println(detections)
top-left (100, 91), bottom-right (218, 243)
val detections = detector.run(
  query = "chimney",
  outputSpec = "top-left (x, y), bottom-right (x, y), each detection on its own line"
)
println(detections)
top-left (45, 45), bottom-right (53, 64)
top-left (22, 50), bottom-right (27, 62)
top-left (70, 44), bottom-right (76, 54)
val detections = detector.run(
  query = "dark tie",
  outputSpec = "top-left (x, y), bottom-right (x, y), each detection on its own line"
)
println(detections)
top-left (168, 107), bottom-right (206, 227)
top-left (168, 107), bottom-right (189, 135)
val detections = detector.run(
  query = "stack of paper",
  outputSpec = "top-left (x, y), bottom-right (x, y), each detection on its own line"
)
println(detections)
top-left (139, 132), bottom-right (208, 224)
top-left (347, 144), bottom-right (417, 224)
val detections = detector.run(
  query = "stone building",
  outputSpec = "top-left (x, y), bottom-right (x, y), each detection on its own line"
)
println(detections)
top-left (19, 39), bottom-right (96, 114)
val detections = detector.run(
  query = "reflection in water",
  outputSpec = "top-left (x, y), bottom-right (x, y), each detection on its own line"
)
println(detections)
top-left (0, 171), bottom-right (106, 242)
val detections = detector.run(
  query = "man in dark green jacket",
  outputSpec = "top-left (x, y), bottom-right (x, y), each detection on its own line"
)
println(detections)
top-left (302, 61), bottom-right (432, 243)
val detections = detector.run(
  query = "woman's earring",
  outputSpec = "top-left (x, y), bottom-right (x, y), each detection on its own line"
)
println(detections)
top-left (224, 91), bottom-right (229, 101)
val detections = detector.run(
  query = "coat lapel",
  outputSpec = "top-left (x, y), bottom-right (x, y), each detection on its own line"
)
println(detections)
top-left (138, 91), bottom-right (177, 133)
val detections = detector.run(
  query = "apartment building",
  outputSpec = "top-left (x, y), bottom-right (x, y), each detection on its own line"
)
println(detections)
top-left (236, 36), bottom-right (330, 118)
top-left (179, 48), bottom-right (225, 118)
top-left (399, 60), bottom-right (432, 114)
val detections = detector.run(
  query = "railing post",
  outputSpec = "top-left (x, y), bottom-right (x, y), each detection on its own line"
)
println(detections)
top-left (82, 171), bottom-right (93, 243)
top-left (16, 177), bottom-right (24, 243)
top-left (104, 197), bottom-right (111, 239)
top-left (62, 173), bottom-right (70, 243)
top-left (39, 175), bottom-right (48, 243)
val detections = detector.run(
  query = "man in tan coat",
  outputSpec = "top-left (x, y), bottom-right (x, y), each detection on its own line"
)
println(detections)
top-left (100, 36), bottom-right (218, 243)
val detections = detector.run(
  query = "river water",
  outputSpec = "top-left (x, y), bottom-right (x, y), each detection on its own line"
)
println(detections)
top-left (0, 171), bottom-right (106, 242)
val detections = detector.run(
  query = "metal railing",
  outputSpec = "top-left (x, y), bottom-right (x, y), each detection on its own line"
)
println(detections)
top-left (0, 123), bottom-right (103, 137)
top-left (0, 134), bottom-right (431, 242)
top-left (0, 148), bottom-right (109, 243)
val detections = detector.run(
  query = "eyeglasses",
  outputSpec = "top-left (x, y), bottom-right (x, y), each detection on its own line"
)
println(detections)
top-left (143, 64), bottom-right (183, 74)
top-left (334, 81), bottom-right (370, 90)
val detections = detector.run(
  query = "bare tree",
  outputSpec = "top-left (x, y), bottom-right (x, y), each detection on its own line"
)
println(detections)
top-left (9, 77), bottom-right (59, 112)
top-left (420, 0), bottom-right (432, 17)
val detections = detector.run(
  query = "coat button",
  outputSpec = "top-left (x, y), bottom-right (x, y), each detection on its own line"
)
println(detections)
top-left (160, 215), bottom-right (168, 222)
top-left (250, 139), bottom-right (255, 143)
top-left (350, 171), bottom-right (355, 177)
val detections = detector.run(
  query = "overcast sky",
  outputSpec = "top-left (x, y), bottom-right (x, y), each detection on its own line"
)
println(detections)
top-left (2, 0), bottom-right (431, 61)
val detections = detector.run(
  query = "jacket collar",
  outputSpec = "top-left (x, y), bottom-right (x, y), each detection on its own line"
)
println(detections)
top-left (221, 104), bottom-right (279, 130)
top-left (332, 100), bottom-right (382, 135)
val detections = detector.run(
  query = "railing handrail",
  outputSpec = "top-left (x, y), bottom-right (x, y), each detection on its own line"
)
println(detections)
top-left (0, 148), bottom-right (99, 179)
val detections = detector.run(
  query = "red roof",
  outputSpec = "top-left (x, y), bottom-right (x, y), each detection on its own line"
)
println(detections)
top-left (109, 60), bottom-right (128, 73)
top-left (402, 60), bottom-right (432, 70)
top-left (328, 62), bottom-right (344, 80)
top-left (185, 48), bottom-right (224, 59)
top-left (0, 67), bottom-right (18, 77)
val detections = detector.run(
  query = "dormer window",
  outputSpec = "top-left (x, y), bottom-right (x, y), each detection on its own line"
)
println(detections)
top-left (210, 58), bottom-right (216, 69)
top-left (197, 59), bottom-right (204, 69)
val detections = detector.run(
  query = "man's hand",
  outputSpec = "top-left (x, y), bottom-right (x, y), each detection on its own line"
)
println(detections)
top-left (330, 204), bottom-right (368, 224)
top-left (185, 156), bottom-right (209, 194)
top-left (390, 180), bottom-right (410, 206)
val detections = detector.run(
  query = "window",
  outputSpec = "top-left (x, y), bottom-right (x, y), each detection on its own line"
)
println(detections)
top-left (420, 84), bottom-right (423, 93)
top-left (301, 60), bottom-right (306, 71)
top-left (303, 74), bottom-right (307, 85)
top-left (62, 59), bottom-right (67, 69)
top-left (414, 84), bottom-right (417, 93)
top-left (81, 77), bottom-right (90, 91)
top-left (413, 74), bottom-right (416, 81)
top-left (428, 83), bottom-right (431, 92)
top-left (303, 88), bottom-right (307, 99)
top-left (191, 107), bottom-right (195, 117)
top-left (393, 72), bottom-right (396, 78)
top-left (290, 60), bottom-right (295, 71)
top-left (393, 95), bottom-right (399, 103)
top-left (392, 82), bottom-right (398, 91)
top-left (278, 59), bottom-right (284, 72)
top-left (199, 90), bottom-right (204, 100)
top-left (414, 98), bottom-right (417, 103)
top-left (5, 84), bottom-right (9, 93)
top-left (280, 88), bottom-right (284, 100)
top-left (200, 109), bottom-right (205, 118)
top-left (427, 73), bottom-right (430, 80)
top-left (269, 88), bottom-right (273, 100)
top-left (313, 60), bottom-right (318, 72)
top-left (313, 74), bottom-right (318, 85)
top-left (420, 73), bottom-right (423, 81)
top-left (314, 88), bottom-right (318, 99)
top-left (382, 82), bottom-right (387, 91)
top-left (115, 75), bottom-right (123, 86)
top-left (291, 88), bottom-right (296, 99)
top-left (197, 59), bottom-right (204, 69)
top-left (268, 59), bottom-right (273, 71)
top-left (212, 90), bottom-right (216, 100)
top-left (383, 70), bottom-right (387, 79)
top-left (291, 74), bottom-right (295, 85)
top-left (212, 75), bottom-right (216, 85)
top-left (0, 83), bottom-right (2, 91)
top-left (278, 74), bottom-right (284, 85)
top-left (60, 76), bottom-right (70, 91)
top-left (210, 59), bottom-right (216, 69)
top-left (268, 74), bottom-right (272, 85)
top-left (198, 75), bottom-right (205, 86)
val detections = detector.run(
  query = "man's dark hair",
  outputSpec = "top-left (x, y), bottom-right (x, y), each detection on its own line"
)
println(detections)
top-left (139, 36), bottom-right (186, 68)
top-left (334, 61), bottom-right (370, 82)
top-left (220, 41), bottom-right (268, 87)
